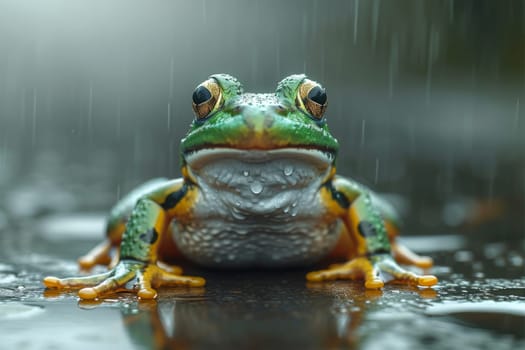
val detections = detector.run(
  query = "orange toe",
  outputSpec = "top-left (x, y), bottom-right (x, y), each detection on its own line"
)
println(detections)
top-left (365, 279), bottom-right (384, 289)
top-left (418, 275), bottom-right (438, 286)
top-left (305, 271), bottom-right (324, 282)
top-left (78, 288), bottom-right (98, 300)
top-left (188, 277), bottom-right (206, 287)
top-left (138, 289), bottom-right (157, 299)
top-left (43, 276), bottom-right (61, 288)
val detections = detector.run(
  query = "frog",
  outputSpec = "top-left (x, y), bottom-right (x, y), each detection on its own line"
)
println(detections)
top-left (43, 74), bottom-right (437, 300)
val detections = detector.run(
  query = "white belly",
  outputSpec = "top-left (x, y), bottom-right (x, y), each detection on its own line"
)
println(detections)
top-left (173, 148), bottom-right (341, 268)
top-left (172, 218), bottom-right (341, 268)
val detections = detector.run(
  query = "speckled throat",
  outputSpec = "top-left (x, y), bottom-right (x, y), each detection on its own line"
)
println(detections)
top-left (173, 148), bottom-right (342, 268)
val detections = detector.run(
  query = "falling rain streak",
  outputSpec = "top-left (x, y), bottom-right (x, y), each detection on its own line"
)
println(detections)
top-left (371, 0), bottom-right (381, 50)
top-left (426, 27), bottom-right (439, 104)
top-left (374, 158), bottom-right (379, 184)
top-left (169, 57), bottom-right (175, 99)
top-left (31, 92), bottom-right (37, 146)
top-left (88, 81), bottom-right (94, 144)
top-left (167, 103), bottom-right (171, 130)
top-left (389, 33), bottom-right (399, 99)
top-left (353, 0), bottom-right (359, 44)
top-left (514, 98), bottom-right (520, 131)
top-left (116, 98), bottom-right (121, 140)
top-left (360, 120), bottom-right (366, 148)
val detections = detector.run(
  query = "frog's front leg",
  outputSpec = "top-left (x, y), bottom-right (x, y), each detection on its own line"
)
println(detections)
top-left (78, 178), bottom-right (170, 270)
top-left (44, 179), bottom-right (205, 300)
top-left (307, 178), bottom-right (438, 288)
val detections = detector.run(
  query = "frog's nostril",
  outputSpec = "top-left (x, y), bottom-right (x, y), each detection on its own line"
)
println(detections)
top-left (243, 113), bottom-right (257, 129)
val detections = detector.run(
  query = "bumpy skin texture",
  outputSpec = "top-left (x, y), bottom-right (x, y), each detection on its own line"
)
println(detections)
top-left (43, 74), bottom-right (437, 300)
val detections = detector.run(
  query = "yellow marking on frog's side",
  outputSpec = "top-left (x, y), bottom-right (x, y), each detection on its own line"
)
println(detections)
top-left (146, 178), bottom-right (198, 221)
top-left (346, 204), bottom-right (372, 257)
top-left (165, 186), bottom-right (198, 221)
top-left (181, 165), bottom-right (196, 184)
top-left (319, 186), bottom-right (347, 219)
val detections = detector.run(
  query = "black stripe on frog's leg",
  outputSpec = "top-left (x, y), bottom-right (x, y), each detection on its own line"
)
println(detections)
top-left (160, 183), bottom-right (188, 210)
top-left (367, 249), bottom-right (391, 256)
top-left (324, 182), bottom-right (350, 209)
top-left (357, 220), bottom-right (378, 238)
top-left (139, 228), bottom-right (159, 244)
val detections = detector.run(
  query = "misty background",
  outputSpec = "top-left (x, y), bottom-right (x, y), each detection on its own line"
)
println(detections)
top-left (0, 0), bottom-right (523, 238)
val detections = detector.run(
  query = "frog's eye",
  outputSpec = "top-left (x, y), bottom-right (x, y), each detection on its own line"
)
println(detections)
top-left (192, 78), bottom-right (223, 119)
top-left (296, 79), bottom-right (327, 120)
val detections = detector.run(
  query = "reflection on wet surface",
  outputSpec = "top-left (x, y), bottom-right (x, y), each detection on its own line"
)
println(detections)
top-left (0, 211), bottom-right (524, 349)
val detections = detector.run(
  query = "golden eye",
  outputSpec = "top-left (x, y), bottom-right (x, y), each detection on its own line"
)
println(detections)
top-left (296, 79), bottom-right (327, 119)
top-left (192, 78), bottom-right (223, 119)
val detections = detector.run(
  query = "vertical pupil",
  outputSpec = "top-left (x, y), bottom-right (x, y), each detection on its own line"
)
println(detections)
top-left (192, 86), bottom-right (212, 105)
top-left (307, 86), bottom-right (327, 105)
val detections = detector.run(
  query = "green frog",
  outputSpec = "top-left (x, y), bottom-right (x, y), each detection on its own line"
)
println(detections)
top-left (44, 74), bottom-right (437, 299)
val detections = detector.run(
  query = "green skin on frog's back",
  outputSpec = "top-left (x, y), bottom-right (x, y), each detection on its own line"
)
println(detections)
top-left (43, 74), bottom-right (438, 300)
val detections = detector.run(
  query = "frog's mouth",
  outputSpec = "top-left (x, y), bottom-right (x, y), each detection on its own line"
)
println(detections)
top-left (184, 147), bottom-right (335, 191)
top-left (184, 148), bottom-right (334, 171)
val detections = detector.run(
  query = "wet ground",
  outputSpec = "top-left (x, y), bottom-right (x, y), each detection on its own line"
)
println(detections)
top-left (0, 208), bottom-right (524, 349)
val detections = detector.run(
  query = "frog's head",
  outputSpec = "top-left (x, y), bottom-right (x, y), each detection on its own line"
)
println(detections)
top-left (180, 74), bottom-right (339, 184)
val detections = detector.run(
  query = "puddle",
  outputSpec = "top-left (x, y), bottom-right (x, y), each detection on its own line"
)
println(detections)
top-left (0, 302), bottom-right (44, 320)
top-left (401, 234), bottom-right (466, 253)
top-left (0, 273), bottom-right (17, 284)
top-left (361, 315), bottom-right (524, 350)
top-left (427, 301), bottom-right (525, 338)
top-left (427, 301), bottom-right (525, 317)
top-left (0, 303), bottom-right (133, 350)
top-left (0, 263), bottom-right (14, 272)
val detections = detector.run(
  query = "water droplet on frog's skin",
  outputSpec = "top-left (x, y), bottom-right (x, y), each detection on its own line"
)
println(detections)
top-left (283, 206), bottom-right (290, 213)
top-left (250, 181), bottom-right (263, 194)
top-left (243, 170), bottom-right (249, 177)
top-left (291, 202), bottom-right (298, 207)
top-left (284, 166), bottom-right (294, 176)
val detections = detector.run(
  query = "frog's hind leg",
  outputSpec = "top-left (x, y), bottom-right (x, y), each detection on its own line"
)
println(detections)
top-left (371, 193), bottom-right (433, 269)
top-left (44, 270), bottom-right (116, 291)
top-left (77, 240), bottom-right (114, 270)
top-left (78, 178), bottom-right (169, 270)
top-left (307, 178), bottom-right (437, 289)
top-left (45, 178), bottom-right (205, 300)
top-left (384, 221), bottom-right (433, 269)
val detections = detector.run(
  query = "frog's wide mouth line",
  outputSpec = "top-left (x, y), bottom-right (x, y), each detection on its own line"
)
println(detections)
top-left (184, 147), bottom-right (334, 170)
